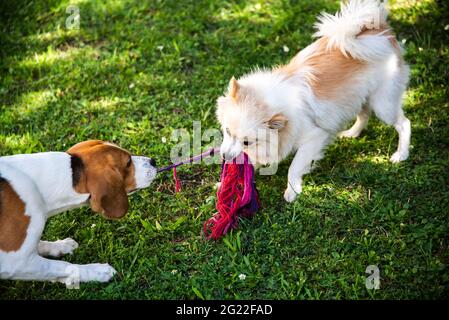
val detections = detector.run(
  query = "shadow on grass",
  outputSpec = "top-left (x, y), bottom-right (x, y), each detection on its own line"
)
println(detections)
top-left (1, 0), bottom-right (338, 152)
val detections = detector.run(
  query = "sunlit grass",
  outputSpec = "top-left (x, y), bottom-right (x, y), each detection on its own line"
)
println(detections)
top-left (31, 28), bottom-right (80, 42)
top-left (390, 0), bottom-right (435, 11)
top-left (17, 47), bottom-right (95, 69)
top-left (87, 97), bottom-right (121, 111)
top-left (0, 0), bottom-right (448, 299)
top-left (0, 133), bottom-right (44, 154)
top-left (389, 0), bottom-right (439, 26)
top-left (216, 1), bottom-right (274, 23)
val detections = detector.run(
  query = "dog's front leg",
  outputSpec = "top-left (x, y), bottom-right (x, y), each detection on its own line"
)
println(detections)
top-left (284, 131), bottom-right (330, 202)
top-left (4, 255), bottom-right (116, 286)
top-left (38, 239), bottom-right (79, 257)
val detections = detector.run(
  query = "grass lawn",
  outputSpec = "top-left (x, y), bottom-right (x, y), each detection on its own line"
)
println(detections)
top-left (0, 0), bottom-right (448, 299)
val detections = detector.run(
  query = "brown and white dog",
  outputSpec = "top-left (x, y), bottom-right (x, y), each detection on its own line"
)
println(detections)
top-left (0, 140), bottom-right (156, 285)
top-left (217, 0), bottom-right (411, 202)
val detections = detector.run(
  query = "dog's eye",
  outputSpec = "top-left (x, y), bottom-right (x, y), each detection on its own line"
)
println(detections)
top-left (243, 140), bottom-right (253, 147)
top-left (126, 158), bottom-right (132, 167)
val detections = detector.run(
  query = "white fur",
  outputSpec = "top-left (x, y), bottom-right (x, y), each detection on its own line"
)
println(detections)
top-left (314, 0), bottom-right (392, 61)
top-left (133, 156), bottom-right (157, 190)
top-left (38, 238), bottom-right (79, 257)
top-left (218, 0), bottom-right (411, 202)
top-left (0, 151), bottom-right (156, 284)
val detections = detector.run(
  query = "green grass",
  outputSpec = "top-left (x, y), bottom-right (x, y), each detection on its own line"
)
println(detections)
top-left (1, 0), bottom-right (448, 299)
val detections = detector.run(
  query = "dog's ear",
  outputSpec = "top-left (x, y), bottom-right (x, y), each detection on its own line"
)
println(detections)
top-left (266, 113), bottom-right (288, 130)
top-left (87, 166), bottom-right (129, 219)
top-left (228, 76), bottom-right (240, 99)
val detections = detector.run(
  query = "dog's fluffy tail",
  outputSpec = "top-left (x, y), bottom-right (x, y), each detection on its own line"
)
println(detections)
top-left (314, 0), bottom-right (393, 61)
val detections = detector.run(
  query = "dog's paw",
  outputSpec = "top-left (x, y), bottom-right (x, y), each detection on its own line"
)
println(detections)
top-left (78, 263), bottom-right (117, 283)
top-left (63, 263), bottom-right (116, 288)
top-left (40, 238), bottom-right (79, 257)
top-left (390, 151), bottom-right (409, 163)
top-left (284, 185), bottom-right (301, 203)
top-left (55, 238), bottom-right (79, 256)
top-left (337, 129), bottom-right (361, 138)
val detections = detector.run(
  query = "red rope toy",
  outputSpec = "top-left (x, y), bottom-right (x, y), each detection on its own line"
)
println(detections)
top-left (157, 148), bottom-right (260, 240)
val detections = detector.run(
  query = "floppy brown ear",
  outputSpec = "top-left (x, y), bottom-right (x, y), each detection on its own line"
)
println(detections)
top-left (88, 167), bottom-right (129, 219)
top-left (266, 113), bottom-right (288, 130)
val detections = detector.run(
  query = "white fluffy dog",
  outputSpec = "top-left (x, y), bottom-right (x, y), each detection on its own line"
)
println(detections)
top-left (217, 0), bottom-right (411, 202)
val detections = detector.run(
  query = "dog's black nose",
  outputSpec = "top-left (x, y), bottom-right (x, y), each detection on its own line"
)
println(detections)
top-left (149, 158), bottom-right (156, 167)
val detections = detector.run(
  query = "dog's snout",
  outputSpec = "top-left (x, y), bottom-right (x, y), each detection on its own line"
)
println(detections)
top-left (149, 158), bottom-right (156, 167)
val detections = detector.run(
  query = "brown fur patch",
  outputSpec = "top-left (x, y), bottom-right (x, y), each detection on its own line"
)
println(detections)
top-left (278, 37), bottom-right (366, 100)
top-left (67, 140), bottom-right (136, 219)
top-left (277, 24), bottom-right (403, 100)
top-left (229, 77), bottom-right (240, 100)
top-left (266, 113), bottom-right (288, 130)
top-left (0, 177), bottom-right (30, 252)
top-left (308, 38), bottom-right (366, 99)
